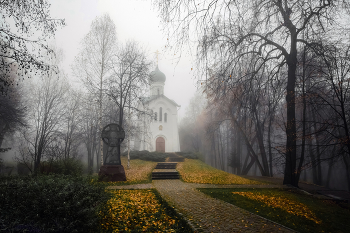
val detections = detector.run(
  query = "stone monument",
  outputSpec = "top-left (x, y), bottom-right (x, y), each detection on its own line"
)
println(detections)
top-left (98, 123), bottom-right (127, 182)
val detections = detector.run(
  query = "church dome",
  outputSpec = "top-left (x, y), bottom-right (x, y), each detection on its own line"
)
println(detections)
top-left (150, 65), bottom-right (166, 83)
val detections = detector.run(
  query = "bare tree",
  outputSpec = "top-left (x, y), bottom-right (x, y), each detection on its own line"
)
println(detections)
top-left (105, 41), bottom-right (151, 166)
top-left (60, 88), bottom-right (83, 160)
top-left (313, 44), bottom-right (350, 189)
top-left (79, 93), bottom-right (101, 173)
top-left (20, 65), bottom-right (69, 174)
top-left (72, 13), bottom-right (117, 167)
top-left (0, 0), bottom-right (65, 95)
top-left (155, 0), bottom-right (350, 187)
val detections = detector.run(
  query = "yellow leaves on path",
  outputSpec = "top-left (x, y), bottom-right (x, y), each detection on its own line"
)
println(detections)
top-left (232, 191), bottom-right (322, 224)
top-left (100, 189), bottom-right (177, 232)
top-left (177, 159), bottom-right (264, 185)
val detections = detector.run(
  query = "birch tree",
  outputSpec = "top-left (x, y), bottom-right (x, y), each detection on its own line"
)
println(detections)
top-left (105, 41), bottom-right (151, 167)
top-left (72, 13), bottom-right (117, 167)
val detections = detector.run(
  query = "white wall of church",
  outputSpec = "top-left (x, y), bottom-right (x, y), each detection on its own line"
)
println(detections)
top-left (135, 96), bottom-right (180, 153)
top-left (148, 98), bottom-right (180, 152)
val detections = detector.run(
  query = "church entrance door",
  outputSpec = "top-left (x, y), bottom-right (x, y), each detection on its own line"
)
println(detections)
top-left (156, 137), bottom-right (165, 152)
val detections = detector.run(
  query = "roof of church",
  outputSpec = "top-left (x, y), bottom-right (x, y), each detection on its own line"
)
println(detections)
top-left (140, 94), bottom-right (180, 107)
top-left (149, 65), bottom-right (166, 83)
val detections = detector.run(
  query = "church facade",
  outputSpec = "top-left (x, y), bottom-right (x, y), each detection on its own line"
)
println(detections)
top-left (134, 65), bottom-right (180, 152)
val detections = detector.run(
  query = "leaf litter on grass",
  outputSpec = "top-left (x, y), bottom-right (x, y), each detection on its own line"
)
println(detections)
top-left (99, 189), bottom-right (179, 232)
top-left (177, 159), bottom-right (264, 185)
top-left (232, 191), bottom-right (322, 224)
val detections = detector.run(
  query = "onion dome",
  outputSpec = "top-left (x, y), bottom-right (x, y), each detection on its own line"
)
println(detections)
top-left (150, 65), bottom-right (166, 83)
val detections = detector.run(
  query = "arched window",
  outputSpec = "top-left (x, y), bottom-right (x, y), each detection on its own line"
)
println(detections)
top-left (159, 107), bottom-right (162, 121)
top-left (154, 112), bottom-right (157, 121)
top-left (164, 113), bottom-right (167, 122)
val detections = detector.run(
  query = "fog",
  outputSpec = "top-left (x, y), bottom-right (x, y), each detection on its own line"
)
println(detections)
top-left (1, 0), bottom-right (349, 193)
top-left (49, 0), bottom-right (198, 121)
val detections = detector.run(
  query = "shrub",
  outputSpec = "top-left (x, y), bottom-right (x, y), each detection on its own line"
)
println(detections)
top-left (121, 150), bottom-right (168, 162)
top-left (175, 151), bottom-right (198, 159)
top-left (17, 162), bottom-right (31, 176)
top-left (0, 174), bottom-right (112, 233)
top-left (39, 158), bottom-right (83, 176)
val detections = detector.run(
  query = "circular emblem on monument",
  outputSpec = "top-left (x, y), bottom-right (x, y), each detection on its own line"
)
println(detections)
top-left (101, 123), bottom-right (125, 147)
top-left (159, 125), bottom-right (163, 130)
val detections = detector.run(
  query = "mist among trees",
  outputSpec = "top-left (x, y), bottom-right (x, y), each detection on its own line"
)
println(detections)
top-left (1, 0), bottom-right (350, 191)
top-left (168, 0), bottom-right (350, 190)
top-left (0, 10), bottom-right (152, 176)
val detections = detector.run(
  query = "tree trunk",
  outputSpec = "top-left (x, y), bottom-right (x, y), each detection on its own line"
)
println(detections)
top-left (231, 116), bottom-right (266, 175)
top-left (283, 33), bottom-right (298, 187)
top-left (268, 115), bottom-right (273, 177)
top-left (255, 116), bottom-right (270, 176)
top-left (343, 155), bottom-right (350, 191)
top-left (237, 129), bottom-right (242, 175)
top-left (326, 150), bottom-right (335, 188)
top-left (308, 120), bottom-right (319, 184)
top-left (312, 113), bottom-right (323, 185)
top-left (241, 154), bottom-right (255, 175)
top-left (296, 52), bottom-right (307, 183)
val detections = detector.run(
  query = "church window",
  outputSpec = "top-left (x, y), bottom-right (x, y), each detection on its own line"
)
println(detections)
top-left (154, 112), bottom-right (157, 121)
top-left (159, 107), bottom-right (162, 121)
top-left (164, 113), bottom-right (167, 122)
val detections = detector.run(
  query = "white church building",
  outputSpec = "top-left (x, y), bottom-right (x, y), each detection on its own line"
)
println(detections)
top-left (134, 65), bottom-right (181, 152)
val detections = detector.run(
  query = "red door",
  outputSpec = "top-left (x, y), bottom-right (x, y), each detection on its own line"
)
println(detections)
top-left (156, 137), bottom-right (165, 152)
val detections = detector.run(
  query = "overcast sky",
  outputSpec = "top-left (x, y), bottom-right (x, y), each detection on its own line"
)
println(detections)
top-left (49, 0), bottom-right (199, 120)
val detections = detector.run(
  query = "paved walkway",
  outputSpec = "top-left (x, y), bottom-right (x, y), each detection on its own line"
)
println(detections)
top-left (107, 183), bottom-right (153, 189)
top-left (153, 180), bottom-right (294, 233)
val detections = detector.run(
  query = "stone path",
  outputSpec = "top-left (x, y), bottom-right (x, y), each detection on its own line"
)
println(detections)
top-left (153, 180), bottom-right (295, 233)
top-left (107, 183), bottom-right (153, 190)
top-left (106, 179), bottom-right (298, 232)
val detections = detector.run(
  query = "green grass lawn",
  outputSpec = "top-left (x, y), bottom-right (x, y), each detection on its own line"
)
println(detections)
top-left (177, 158), bottom-right (265, 185)
top-left (199, 188), bottom-right (350, 233)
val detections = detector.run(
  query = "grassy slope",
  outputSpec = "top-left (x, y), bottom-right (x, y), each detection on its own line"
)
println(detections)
top-left (199, 188), bottom-right (350, 233)
top-left (177, 158), bottom-right (265, 185)
top-left (102, 157), bottom-right (157, 186)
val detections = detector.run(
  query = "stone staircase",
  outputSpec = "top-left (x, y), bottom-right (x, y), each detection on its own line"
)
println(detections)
top-left (152, 162), bottom-right (180, 180)
top-left (167, 153), bottom-right (185, 162)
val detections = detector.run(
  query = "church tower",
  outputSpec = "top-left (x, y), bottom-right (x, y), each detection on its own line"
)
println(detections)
top-left (150, 65), bottom-right (165, 96)
top-left (135, 65), bottom-right (181, 152)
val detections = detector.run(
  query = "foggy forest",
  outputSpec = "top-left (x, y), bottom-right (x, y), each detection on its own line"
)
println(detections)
top-left (1, 0), bottom-right (350, 232)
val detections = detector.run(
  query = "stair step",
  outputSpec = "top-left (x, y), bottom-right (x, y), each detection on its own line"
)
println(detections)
top-left (152, 168), bottom-right (180, 180)
top-left (152, 177), bottom-right (179, 180)
top-left (156, 162), bottom-right (178, 165)
top-left (156, 165), bottom-right (177, 169)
